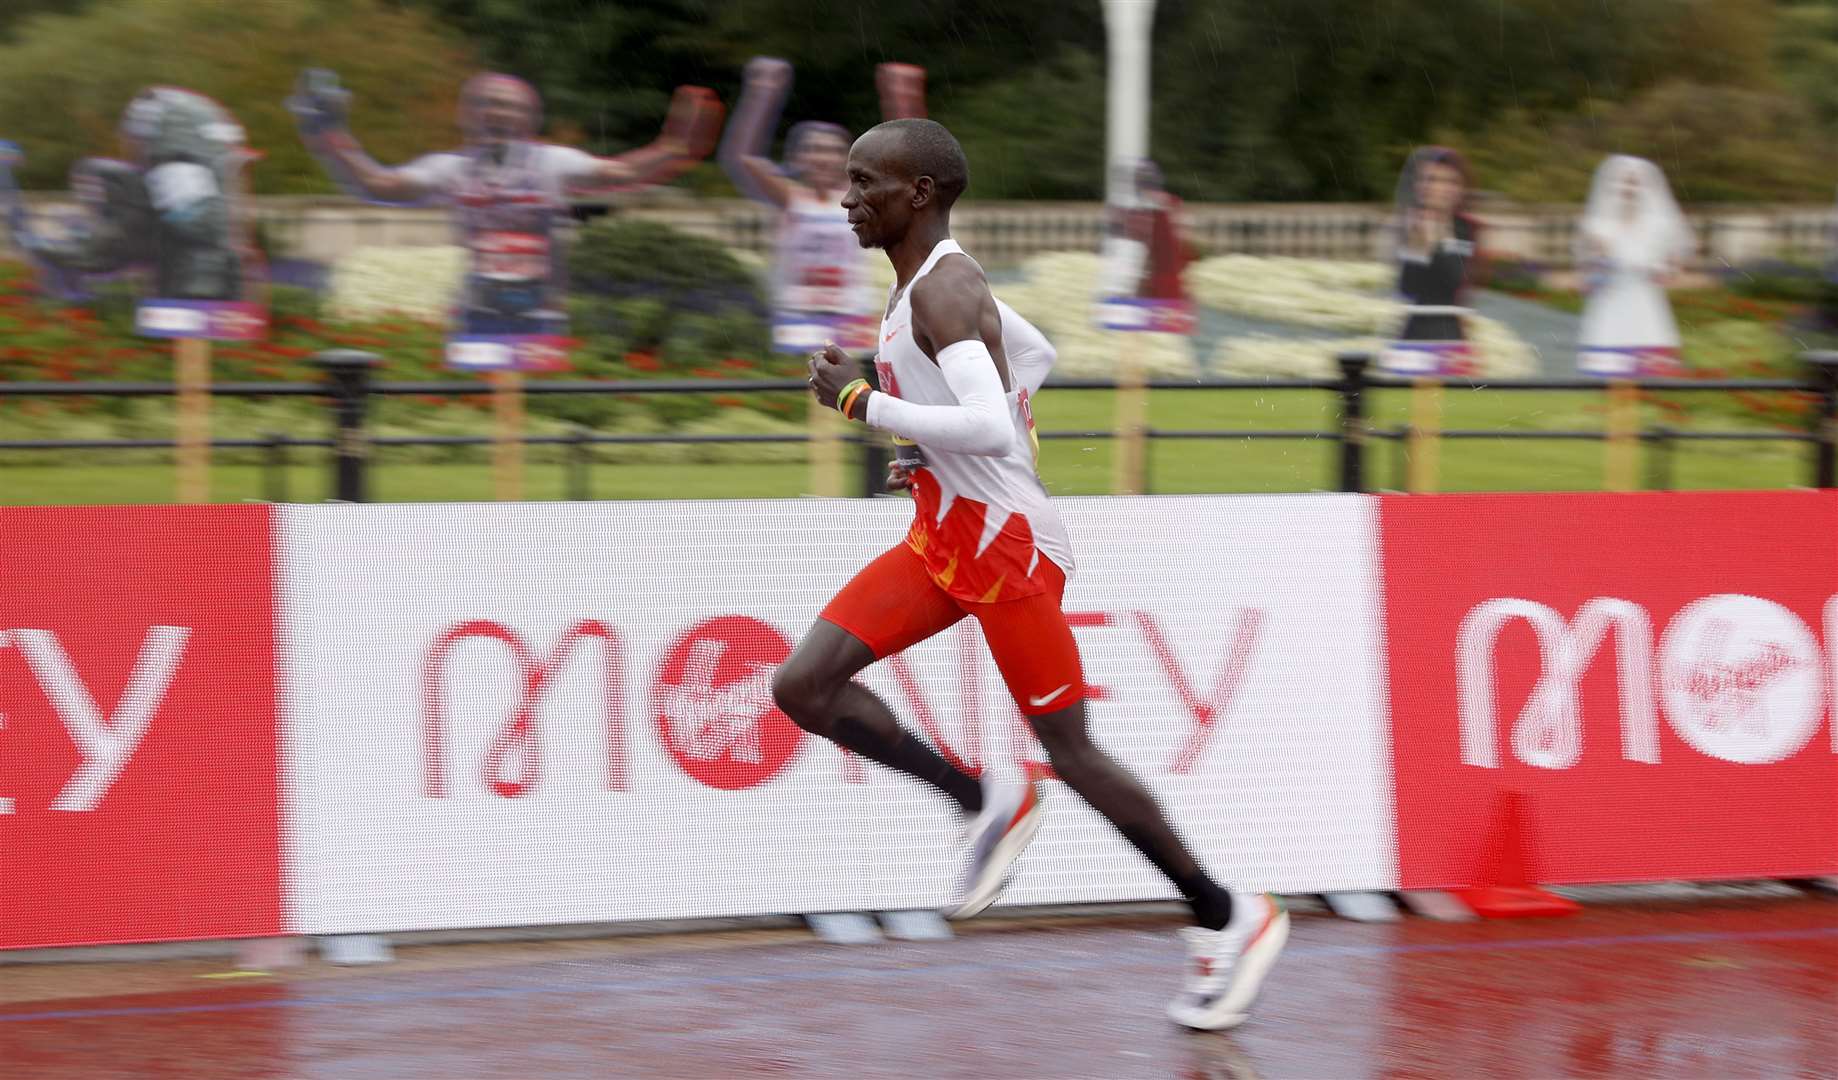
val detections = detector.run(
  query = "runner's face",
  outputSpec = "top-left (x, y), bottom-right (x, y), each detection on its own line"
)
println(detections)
top-left (842, 134), bottom-right (911, 250)
top-left (795, 132), bottom-right (849, 192)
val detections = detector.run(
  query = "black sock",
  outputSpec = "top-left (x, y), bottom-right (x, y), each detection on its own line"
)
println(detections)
top-left (1118, 823), bottom-right (1233, 930)
top-left (832, 716), bottom-right (983, 815)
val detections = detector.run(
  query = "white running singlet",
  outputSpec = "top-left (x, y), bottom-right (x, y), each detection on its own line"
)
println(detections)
top-left (875, 239), bottom-right (1074, 604)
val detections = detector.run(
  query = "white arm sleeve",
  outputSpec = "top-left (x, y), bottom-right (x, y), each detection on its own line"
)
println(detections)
top-left (865, 339), bottom-right (1015, 457)
top-left (997, 298), bottom-right (1055, 397)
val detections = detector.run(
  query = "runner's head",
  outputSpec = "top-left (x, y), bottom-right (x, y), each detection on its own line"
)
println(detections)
top-left (785, 121), bottom-right (850, 193)
top-left (842, 118), bottom-right (968, 250)
top-left (461, 72), bottom-right (541, 146)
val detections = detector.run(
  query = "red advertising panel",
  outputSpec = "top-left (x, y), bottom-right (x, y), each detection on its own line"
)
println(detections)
top-left (0, 506), bottom-right (282, 948)
top-left (1381, 491), bottom-right (1838, 888)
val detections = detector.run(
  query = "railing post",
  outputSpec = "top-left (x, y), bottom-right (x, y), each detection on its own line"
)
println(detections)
top-left (313, 349), bottom-right (381, 503)
top-left (1807, 351), bottom-right (1838, 488)
top-left (263, 431), bottom-right (289, 504)
top-left (1644, 425), bottom-right (1673, 492)
top-left (1336, 351), bottom-right (1370, 493)
top-left (1389, 426), bottom-right (1409, 491)
top-left (566, 424), bottom-right (591, 502)
top-left (858, 353), bottom-right (889, 497)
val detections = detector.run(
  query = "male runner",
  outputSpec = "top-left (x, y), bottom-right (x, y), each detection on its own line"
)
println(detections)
top-left (779, 118), bottom-right (1288, 1031)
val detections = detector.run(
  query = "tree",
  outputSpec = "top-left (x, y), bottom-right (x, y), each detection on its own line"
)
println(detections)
top-left (1146, 0), bottom-right (1779, 202)
top-left (1776, 0), bottom-right (1838, 134)
top-left (0, 0), bottom-right (92, 43)
top-left (417, 0), bottom-right (1104, 160)
top-left (410, 0), bottom-right (731, 152)
top-left (0, 0), bottom-right (478, 193)
top-left (1455, 83), bottom-right (1835, 204)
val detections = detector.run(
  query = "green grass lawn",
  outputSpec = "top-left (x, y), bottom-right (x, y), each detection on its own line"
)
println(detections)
top-left (0, 385), bottom-right (1814, 505)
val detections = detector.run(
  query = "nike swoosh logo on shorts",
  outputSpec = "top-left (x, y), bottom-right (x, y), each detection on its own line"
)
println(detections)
top-left (1029, 684), bottom-right (1071, 708)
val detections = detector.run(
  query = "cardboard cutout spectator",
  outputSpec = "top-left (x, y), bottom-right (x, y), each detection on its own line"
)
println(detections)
top-left (1386, 146), bottom-right (1481, 375)
top-left (1575, 155), bottom-right (1693, 377)
top-left (1095, 158), bottom-right (1195, 333)
top-left (1, 87), bottom-right (267, 338)
top-left (719, 57), bottom-right (925, 354)
top-left (288, 69), bottom-right (720, 369)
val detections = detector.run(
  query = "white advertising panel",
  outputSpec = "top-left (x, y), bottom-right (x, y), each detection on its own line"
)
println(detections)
top-left (277, 497), bottom-right (1395, 934)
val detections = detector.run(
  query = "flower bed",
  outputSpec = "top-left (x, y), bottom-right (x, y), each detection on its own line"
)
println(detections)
top-left (999, 252), bottom-right (1199, 378)
top-left (1187, 255), bottom-right (1397, 333)
top-left (4, 233), bottom-right (1809, 458)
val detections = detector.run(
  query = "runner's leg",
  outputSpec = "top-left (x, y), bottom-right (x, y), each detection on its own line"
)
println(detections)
top-left (773, 544), bottom-right (982, 814)
top-left (972, 575), bottom-right (1233, 930)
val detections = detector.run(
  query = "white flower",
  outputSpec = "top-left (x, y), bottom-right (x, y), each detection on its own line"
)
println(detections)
top-left (998, 252), bottom-right (1200, 378)
top-left (1186, 255), bottom-right (1398, 334)
top-left (1192, 256), bottom-right (1539, 378)
top-left (326, 245), bottom-right (467, 324)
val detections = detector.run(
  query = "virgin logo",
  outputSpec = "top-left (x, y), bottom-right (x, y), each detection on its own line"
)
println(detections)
top-left (422, 620), bottom-right (626, 798)
top-left (1458, 593), bottom-right (1830, 769)
top-left (1657, 595), bottom-right (1823, 765)
top-left (651, 615), bottom-right (803, 791)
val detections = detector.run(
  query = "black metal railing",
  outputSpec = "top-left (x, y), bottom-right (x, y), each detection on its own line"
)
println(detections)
top-left (3, 350), bottom-right (1835, 501)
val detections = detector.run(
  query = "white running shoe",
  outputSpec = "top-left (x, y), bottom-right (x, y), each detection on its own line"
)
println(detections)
top-left (944, 770), bottom-right (1044, 921)
top-left (1168, 892), bottom-right (1290, 1031)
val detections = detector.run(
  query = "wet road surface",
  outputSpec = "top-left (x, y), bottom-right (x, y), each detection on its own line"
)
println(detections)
top-left (3, 898), bottom-right (1834, 1079)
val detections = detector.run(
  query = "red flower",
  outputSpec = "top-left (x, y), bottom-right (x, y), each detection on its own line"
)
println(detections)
top-left (721, 357), bottom-right (755, 371)
top-left (625, 352), bottom-right (661, 372)
top-left (714, 395), bottom-right (745, 408)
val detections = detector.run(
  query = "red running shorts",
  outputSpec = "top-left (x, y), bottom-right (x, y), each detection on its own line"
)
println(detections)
top-left (819, 542), bottom-right (1085, 716)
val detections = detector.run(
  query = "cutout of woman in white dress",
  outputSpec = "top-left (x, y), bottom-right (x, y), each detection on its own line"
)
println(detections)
top-left (1576, 155), bottom-right (1694, 377)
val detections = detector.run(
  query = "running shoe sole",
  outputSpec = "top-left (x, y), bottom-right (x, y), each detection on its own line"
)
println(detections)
top-left (945, 786), bottom-right (1044, 921)
top-left (1170, 901), bottom-right (1291, 1031)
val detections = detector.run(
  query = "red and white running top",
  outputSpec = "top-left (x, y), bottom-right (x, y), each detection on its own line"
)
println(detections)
top-left (870, 239), bottom-right (1074, 604)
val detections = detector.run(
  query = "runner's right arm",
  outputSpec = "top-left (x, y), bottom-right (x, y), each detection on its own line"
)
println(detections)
top-left (848, 260), bottom-right (1017, 457)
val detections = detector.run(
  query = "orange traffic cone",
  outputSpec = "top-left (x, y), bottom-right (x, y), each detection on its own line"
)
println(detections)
top-left (1453, 790), bottom-right (1580, 919)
